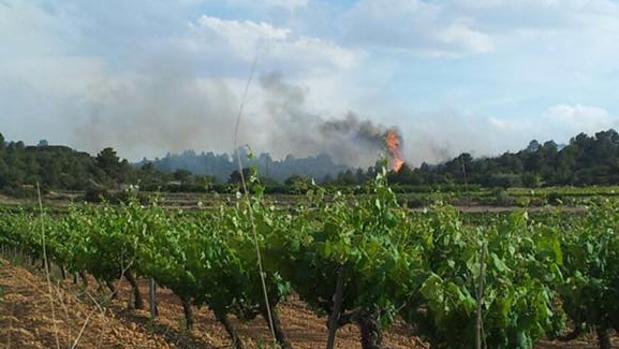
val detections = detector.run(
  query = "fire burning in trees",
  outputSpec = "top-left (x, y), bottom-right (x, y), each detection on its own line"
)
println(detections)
top-left (386, 128), bottom-right (404, 172)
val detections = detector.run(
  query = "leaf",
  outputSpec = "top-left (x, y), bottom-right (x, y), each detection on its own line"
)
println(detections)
top-left (491, 253), bottom-right (510, 273)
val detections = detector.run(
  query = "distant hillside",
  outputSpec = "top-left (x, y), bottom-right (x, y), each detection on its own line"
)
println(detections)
top-left (387, 129), bottom-right (619, 188)
top-left (139, 150), bottom-right (348, 183)
top-left (2, 129), bottom-right (619, 194)
top-left (0, 133), bottom-right (136, 194)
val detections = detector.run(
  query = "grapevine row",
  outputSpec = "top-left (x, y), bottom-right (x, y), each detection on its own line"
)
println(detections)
top-left (1, 173), bottom-right (618, 349)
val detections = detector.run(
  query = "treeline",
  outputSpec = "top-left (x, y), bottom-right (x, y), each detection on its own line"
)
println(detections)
top-left (0, 134), bottom-right (176, 195)
top-left (142, 150), bottom-right (347, 183)
top-left (331, 129), bottom-right (619, 189)
top-left (2, 129), bottom-right (619, 196)
top-left (0, 131), bottom-right (349, 196)
top-left (0, 135), bottom-right (122, 194)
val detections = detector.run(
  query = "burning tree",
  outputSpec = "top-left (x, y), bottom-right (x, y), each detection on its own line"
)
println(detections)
top-left (385, 128), bottom-right (404, 172)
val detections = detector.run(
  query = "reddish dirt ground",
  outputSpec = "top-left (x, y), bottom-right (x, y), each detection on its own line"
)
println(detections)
top-left (0, 259), bottom-right (616, 349)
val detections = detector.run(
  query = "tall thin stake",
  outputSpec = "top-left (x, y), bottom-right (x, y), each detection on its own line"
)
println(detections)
top-left (232, 54), bottom-right (277, 344)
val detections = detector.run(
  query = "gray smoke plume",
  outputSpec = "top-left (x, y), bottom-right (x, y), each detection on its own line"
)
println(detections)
top-left (259, 71), bottom-right (398, 166)
top-left (320, 114), bottom-right (386, 150)
top-left (71, 66), bottom-right (400, 167)
top-left (72, 57), bottom-right (251, 159)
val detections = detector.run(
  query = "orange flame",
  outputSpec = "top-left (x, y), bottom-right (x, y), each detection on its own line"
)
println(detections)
top-left (386, 128), bottom-right (404, 172)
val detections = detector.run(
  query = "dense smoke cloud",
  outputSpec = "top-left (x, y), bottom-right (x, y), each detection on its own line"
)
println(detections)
top-left (320, 114), bottom-right (386, 151)
top-left (63, 67), bottom-right (618, 169)
top-left (4, 0), bottom-right (619, 170)
top-left (71, 59), bottom-right (250, 159)
top-left (69, 68), bottom-right (398, 168)
top-left (260, 71), bottom-right (397, 166)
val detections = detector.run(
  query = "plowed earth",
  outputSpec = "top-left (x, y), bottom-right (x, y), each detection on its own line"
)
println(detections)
top-left (0, 259), bottom-right (615, 349)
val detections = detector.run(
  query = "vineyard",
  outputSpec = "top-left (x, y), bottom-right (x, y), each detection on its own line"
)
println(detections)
top-left (1, 171), bottom-right (619, 349)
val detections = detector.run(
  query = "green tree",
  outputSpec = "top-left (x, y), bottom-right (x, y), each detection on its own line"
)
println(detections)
top-left (284, 175), bottom-right (312, 193)
top-left (95, 147), bottom-right (134, 185)
top-left (96, 148), bottom-right (121, 175)
top-left (173, 169), bottom-right (192, 184)
top-left (228, 168), bottom-right (254, 185)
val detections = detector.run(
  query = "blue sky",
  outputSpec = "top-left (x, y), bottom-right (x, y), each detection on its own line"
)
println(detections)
top-left (1, 0), bottom-right (618, 165)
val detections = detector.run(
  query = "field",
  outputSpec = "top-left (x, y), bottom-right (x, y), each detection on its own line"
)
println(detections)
top-left (1, 177), bottom-right (619, 349)
top-left (5, 0), bottom-right (619, 347)
top-left (1, 259), bottom-right (615, 349)
top-left (5, 183), bottom-right (619, 212)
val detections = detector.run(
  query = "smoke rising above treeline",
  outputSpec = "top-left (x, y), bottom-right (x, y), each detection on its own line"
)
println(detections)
top-left (4, 0), bottom-right (619, 178)
top-left (73, 69), bottom-right (403, 168)
top-left (260, 71), bottom-right (402, 166)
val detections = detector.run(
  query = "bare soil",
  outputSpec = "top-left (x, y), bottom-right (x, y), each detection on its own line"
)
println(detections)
top-left (0, 258), bottom-right (615, 349)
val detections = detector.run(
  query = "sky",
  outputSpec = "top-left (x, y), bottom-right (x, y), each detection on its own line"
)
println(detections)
top-left (1, 0), bottom-right (619, 166)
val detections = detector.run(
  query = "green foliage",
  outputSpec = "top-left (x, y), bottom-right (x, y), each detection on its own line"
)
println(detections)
top-left (266, 170), bottom-right (419, 339)
top-left (493, 188), bottom-right (516, 206)
top-left (402, 208), bottom-right (564, 349)
top-left (3, 176), bottom-right (619, 348)
top-left (2, 129), bottom-right (619, 196)
top-left (558, 201), bottom-right (619, 334)
top-left (283, 175), bottom-right (312, 193)
top-left (375, 129), bottom-right (619, 188)
top-left (0, 140), bottom-right (137, 192)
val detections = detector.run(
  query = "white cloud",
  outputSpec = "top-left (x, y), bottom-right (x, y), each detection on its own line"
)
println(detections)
top-left (394, 104), bottom-right (618, 165)
top-left (185, 15), bottom-right (359, 75)
top-left (484, 104), bottom-right (618, 151)
top-left (543, 104), bottom-right (615, 134)
top-left (0, 1), bottom-right (79, 59)
top-left (189, 0), bottom-right (310, 11)
top-left (194, 15), bottom-right (290, 42)
top-left (2, 0), bottom-right (619, 166)
top-left (489, 105), bottom-right (617, 134)
top-left (488, 116), bottom-right (527, 131)
top-left (437, 20), bottom-right (494, 55)
top-left (226, 0), bottom-right (309, 11)
top-left (187, 15), bottom-right (289, 60)
top-left (337, 0), bottom-right (619, 59)
top-left (341, 0), bottom-right (493, 57)
top-left (0, 2), bottom-right (362, 161)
